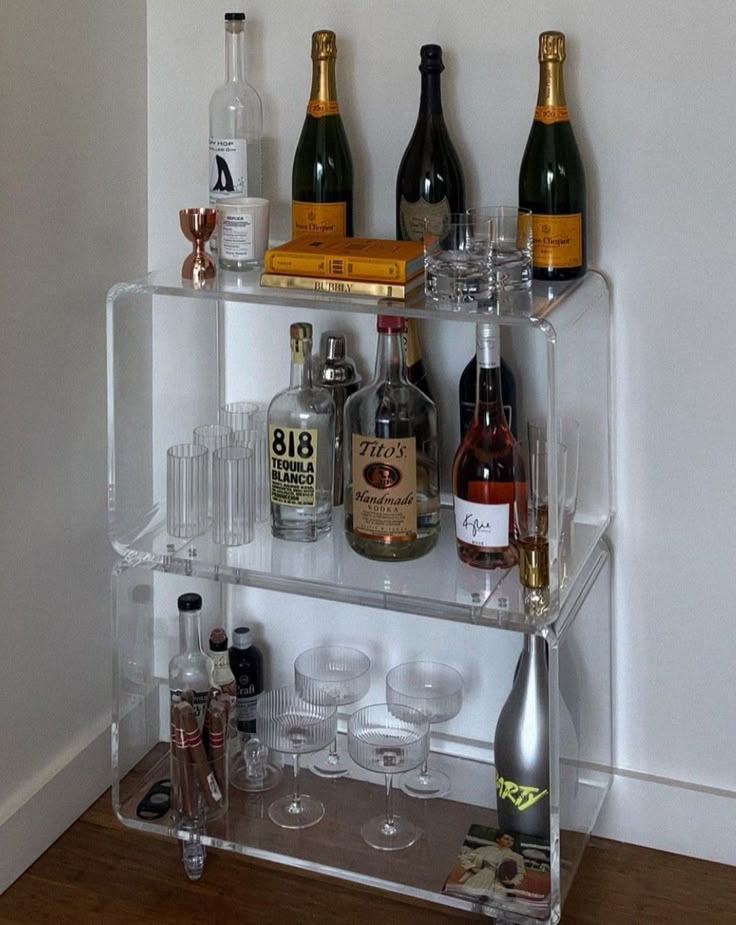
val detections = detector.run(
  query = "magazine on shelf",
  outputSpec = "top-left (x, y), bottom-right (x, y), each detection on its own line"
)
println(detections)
top-left (442, 823), bottom-right (551, 912)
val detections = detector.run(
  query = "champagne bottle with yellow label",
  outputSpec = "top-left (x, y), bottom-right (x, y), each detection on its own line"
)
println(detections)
top-left (519, 31), bottom-right (586, 280)
top-left (292, 30), bottom-right (354, 238)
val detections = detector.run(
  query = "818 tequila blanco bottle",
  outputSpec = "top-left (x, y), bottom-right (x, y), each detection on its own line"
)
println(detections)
top-left (268, 322), bottom-right (335, 541)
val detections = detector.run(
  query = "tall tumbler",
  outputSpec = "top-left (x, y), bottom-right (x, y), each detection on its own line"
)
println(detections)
top-left (193, 423), bottom-right (232, 513)
top-left (212, 445), bottom-right (255, 546)
top-left (231, 428), bottom-right (268, 523)
top-left (166, 443), bottom-right (208, 538)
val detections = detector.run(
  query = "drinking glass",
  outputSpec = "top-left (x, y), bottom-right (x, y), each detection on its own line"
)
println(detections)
top-left (166, 443), bottom-right (208, 538)
top-left (423, 213), bottom-right (496, 305)
top-left (348, 703), bottom-right (429, 851)
top-left (193, 422), bottom-right (232, 513)
top-left (558, 417), bottom-right (580, 588)
top-left (467, 206), bottom-right (533, 290)
top-left (212, 445), bottom-right (255, 546)
top-left (256, 686), bottom-right (337, 829)
top-left (385, 660), bottom-right (464, 799)
top-left (294, 645), bottom-right (371, 778)
top-left (513, 428), bottom-right (567, 614)
top-left (231, 427), bottom-right (269, 522)
top-left (220, 400), bottom-right (259, 432)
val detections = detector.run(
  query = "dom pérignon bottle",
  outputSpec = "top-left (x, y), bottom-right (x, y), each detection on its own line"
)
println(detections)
top-left (292, 30), bottom-right (354, 237)
top-left (494, 634), bottom-right (550, 841)
top-left (452, 323), bottom-right (518, 569)
top-left (344, 315), bottom-right (440, 561)
top-left (209, 13), bottom-right (263, 206)
top-left (519, 30), bottom-right (586, 280)
top-left (168, 593), bottom-right (213, 730)
top-left (396, 44), bottom-right (465, 401)
top-left (268, 322), bottom-right (335, 541)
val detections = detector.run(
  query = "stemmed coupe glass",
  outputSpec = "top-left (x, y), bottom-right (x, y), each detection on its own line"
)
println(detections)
top-left (256, 686), bottom-right (337, 829)
top-left (347, 703), bottom-right (429, 851)
top-left (385, 660), bottom-right (464, 799)
top-left (294, 645), bottom-right (371, 777)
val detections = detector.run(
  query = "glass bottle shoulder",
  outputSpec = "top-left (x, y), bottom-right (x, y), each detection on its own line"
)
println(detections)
top-left (269, 382), bottom-right (335, 419)
top-left (209, 82), bottom-right (263, 131)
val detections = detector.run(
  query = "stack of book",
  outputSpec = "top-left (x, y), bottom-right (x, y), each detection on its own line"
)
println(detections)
top-left (260, 234), bottom-right (425, 299)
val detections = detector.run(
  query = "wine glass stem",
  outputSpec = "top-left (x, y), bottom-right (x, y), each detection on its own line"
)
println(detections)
top-left (384, 773), bottom-right (395, 829)
top-left (418, 758), bottom-right (430, 782)
top-left (328, 736), bottom-right (339, 764)
top-left (291, 753), bottom-right (302, 812)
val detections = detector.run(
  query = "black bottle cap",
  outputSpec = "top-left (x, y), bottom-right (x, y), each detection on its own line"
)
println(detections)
top-left (225, 13), bottom-right (246, 21)
top-left (177, 592), bottom-right (202, 612)
top-left (419, 44), bottom-right (444, 74)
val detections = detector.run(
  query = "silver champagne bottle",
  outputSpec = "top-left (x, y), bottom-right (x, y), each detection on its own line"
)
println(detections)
top-left (493, 632), bottom-right (550, 840)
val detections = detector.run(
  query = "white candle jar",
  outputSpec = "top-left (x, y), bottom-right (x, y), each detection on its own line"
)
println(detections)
top-left (216, 197), bottom-right (270, 270)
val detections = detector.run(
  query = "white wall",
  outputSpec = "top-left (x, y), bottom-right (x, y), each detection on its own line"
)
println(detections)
top-left (145, 0), bottom-right (736, 864)
top-left (0, 1), bottom-right (147, 891)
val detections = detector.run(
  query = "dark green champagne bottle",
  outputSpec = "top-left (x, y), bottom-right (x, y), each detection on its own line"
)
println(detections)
top-left (519, 31), bottom-right (586, 281)
top-left (396, 44), bottom-right (465, 401)
top-left (292, 30), bottom-right (353, 238)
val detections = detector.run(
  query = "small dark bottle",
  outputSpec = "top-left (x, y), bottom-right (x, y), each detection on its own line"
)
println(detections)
top-left (459, 353), bottom-right (518, 438)
top-left (228, 626), bottom-right (264, 736)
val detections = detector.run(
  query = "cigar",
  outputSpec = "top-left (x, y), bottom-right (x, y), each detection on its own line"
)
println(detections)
top-left (170, 701), bottom-right (195, 817)
top-left (180, 701), bottom-right (223, 808)
top-left (205, 692), bottom-right (228, 794)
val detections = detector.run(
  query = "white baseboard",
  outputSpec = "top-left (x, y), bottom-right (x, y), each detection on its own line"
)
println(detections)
top-left (594, 768), bottom-right (736, 866)
top-left (0, 715), bottom-right (111, 894)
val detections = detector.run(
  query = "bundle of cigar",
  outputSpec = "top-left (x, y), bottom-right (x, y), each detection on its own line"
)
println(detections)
top-left (170, 691), bottom-right (228, 818)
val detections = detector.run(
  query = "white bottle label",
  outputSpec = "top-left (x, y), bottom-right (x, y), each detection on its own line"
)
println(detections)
top-left (453, 496), bottom-right (510, 548)
top-left (220, 212), bottom-right (255, 261)
top-left (209, 138), bottom-right (247, 200)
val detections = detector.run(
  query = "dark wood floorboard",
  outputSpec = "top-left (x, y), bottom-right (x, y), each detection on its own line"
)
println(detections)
top-left (1, 790), bottom-right (734, 924)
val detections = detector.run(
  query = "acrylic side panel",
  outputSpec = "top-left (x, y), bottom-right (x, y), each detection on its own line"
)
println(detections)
top-left (107, 286), bottom-right (153, 551)
top-left (112, 564), bottom-right (159, 819)
top-left (557, 549), bottom-right (613, 904)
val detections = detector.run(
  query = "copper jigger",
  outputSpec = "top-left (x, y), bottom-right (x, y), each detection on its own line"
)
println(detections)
top-left (180, 208), bottom-right (217, 284)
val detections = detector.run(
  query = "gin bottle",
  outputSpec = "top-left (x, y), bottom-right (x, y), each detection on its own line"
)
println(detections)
top-left (168, 593), bottom-right (213, 731)
top-left (344, 315), bottom-right (440, 561)
top-left (209, 13), bottom-right (263, 207)
top-left (268, 322), bottom-right (335, 541)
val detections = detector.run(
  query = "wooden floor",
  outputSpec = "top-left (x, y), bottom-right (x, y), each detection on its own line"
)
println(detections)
top-left (1, 790), bottom-right (734, 924)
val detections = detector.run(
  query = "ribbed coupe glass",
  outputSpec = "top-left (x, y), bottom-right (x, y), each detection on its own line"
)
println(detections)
top-left (256, 686), bottom-right (337, 829)
top-left (294, 645), bottom-right (371, 777)
top-left (347, 703), bottom-right (429, 851)
top-left (385, 660), bottom-right (463, 799)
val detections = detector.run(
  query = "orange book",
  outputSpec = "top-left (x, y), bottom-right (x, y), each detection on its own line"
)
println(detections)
top-left (264, 234), bottom-right (424, 283)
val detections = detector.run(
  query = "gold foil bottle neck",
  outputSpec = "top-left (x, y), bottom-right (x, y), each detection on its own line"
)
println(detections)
top-left (538, 31), bottom-right (566, 63)
top-left (312, 30), bottom-right (337, 61)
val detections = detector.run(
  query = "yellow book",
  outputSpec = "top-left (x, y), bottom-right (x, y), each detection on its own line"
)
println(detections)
top-left (264, 234), bottom-right (424, 283)
top-left (259, 271), bottom-right (424, 299)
